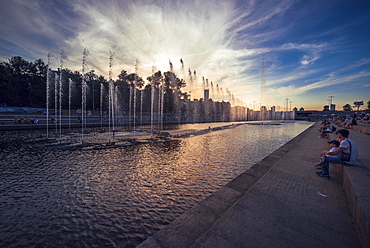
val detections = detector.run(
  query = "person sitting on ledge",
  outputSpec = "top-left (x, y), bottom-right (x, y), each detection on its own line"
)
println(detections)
top-left (343, 117), bottom-right (351, 128)
top-left (348, 117), bottom-right (357, 128)
top-left (316, 129), bottom-right (358, 179)
top-left (314, 140), bottom-right (340, 169)
top-left (318, 121), bottom-right (333, 138)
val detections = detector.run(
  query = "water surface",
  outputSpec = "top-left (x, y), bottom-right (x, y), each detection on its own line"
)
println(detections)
top-left (0, 121), bottom-right (313, 247)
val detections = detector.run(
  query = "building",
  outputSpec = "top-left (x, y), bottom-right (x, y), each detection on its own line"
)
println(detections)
top-left (204, 89), bottom-right (209, 100)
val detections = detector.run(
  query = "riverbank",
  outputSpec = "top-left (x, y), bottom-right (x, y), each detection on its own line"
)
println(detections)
top-left (137, 122), bottom-right (370, 248)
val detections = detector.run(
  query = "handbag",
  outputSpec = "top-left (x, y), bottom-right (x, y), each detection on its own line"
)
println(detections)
top-left (340, 140), bottom-right (352, 162)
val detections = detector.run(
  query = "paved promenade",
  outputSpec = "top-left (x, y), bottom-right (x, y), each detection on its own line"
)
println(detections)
top-left (137, 122), bottom-right (370, 248)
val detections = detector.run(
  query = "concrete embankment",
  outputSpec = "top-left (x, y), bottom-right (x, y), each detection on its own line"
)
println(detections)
top-left (137, 122), bottom-right (370, 248)
top-left (328, 123), bottom-right (370, 248)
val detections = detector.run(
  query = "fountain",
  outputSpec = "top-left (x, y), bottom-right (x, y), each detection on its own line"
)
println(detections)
top-left (58, 50), bottom-right (64, 138)
top-left (150, 65), bottom-right (156, 137)
top-left (100, 82), bottom-right (104, 128)
top-left (133, 59), bottom-right (139, 138)
top-left (128, 83), bottom-right (132, 131)
top-left (108, 79), bottom-right (114, 134)
top-left (46, 53), bottom-right (52, 138)
top-left (159, 75), bottom-right (164, 132)
top-left (68, 78), bottom-right (72, 129)
top-left (81, 48), bottom-right (88, 142)
top-left (0, 47), bottom-right (307, 248)
top-left (54, 73), bottom-right (58, 132)
top-left (35, 49), bottom-right (296, 150)
top-left (140, 86), bottom-right (143, 128)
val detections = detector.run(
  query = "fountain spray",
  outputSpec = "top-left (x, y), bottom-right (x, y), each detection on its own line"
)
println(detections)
top-left (54, 74), bottom-right (59, 132)
top-left (108, 51), bottom-right (114, 135)
top-left (81, 48), bottom-right (89, 142)
top-left (46, 53), bottom-right (52, 138)
top-left (188, 68), bottom-right (193, 101)
top-left (160, 76), bottom-right (164, 132)
top-left (59, 50), bottom-right (65, 138)
top-left (100, 82), bottom-right (103, 128)
top-left (68, 78), bottom-right (72, 129)
top-left (150, 65), bottom-right (156, 137)
top-left (134, 59), bottom-right (140, 138)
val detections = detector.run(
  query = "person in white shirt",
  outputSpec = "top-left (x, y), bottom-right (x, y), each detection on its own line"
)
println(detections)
top-left (314, 140), bottom-right (341, 169)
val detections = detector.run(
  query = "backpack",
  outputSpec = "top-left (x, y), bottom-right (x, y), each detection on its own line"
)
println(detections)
top-left (332, 126), bottom-right (337, 132)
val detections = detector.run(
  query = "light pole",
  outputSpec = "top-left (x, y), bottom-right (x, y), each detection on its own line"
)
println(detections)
top-left (285, 98), bottom-right (290, 112)
top-left (328, 96), bottom-right (334, 110)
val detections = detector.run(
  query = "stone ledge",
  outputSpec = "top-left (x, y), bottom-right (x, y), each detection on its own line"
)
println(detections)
top-left (328, 128), bottom-right (370, 247)
top-left (335, 163), bottom-right (370, 248)
top-left (352, 125), bottom-right (370, 135)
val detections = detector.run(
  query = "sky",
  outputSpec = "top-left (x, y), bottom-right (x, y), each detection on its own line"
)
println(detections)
top-left (0, 0), bottom-right (369, 111)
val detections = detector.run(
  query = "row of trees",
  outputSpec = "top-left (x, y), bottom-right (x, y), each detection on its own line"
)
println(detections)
top-left (1, 56), bottom-right (236, 123)
top-left (0, 56), bottom-right (191, 113)
top-left (0, 56), bottom-right (47, 107)
top-left (322, 101), bottom-right (370, 112)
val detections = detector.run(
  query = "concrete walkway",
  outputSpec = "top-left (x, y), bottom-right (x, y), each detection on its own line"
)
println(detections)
top-left (137, 122), bottom-right (370, 248)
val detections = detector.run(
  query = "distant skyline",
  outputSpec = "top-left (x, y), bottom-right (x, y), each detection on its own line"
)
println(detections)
top-left (0, 0), bottom-right (369, 110)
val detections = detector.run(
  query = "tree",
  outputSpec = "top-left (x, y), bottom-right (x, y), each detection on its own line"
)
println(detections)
top-left (367, 101), bottom-right (370, 113)
top-left (0, 63), bottom-right (13, 105)
top-left (0, 56), bottom-right (48, 107)
top-left (323, 105), bottom-right (329, 111)
top-left (28, 58), bottom-right (47, 107)
top-left (343, 104), bottom-right (352, 111)
top-left (8, 56), bottom-right (31, 75)
top-left (353, 101), bottom-right (363, 111)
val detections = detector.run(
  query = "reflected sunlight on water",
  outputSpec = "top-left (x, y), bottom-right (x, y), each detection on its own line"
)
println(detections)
top-left (0, 121), bottom-right (313, 247)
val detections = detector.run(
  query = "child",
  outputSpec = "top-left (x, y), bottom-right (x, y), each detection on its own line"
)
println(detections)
top-left (314, 140), bottom-right (340, 169)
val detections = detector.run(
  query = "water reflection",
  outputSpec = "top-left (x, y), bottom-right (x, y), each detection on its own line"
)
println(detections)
top-left (0, 121), bottom-right (313, 247)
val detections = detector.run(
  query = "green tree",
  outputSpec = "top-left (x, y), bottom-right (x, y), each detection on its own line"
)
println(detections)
top-left (343, 104), bottom-right (352, 111)
top-left (8, 56), bottom-right (31, 75)
top-left (0, 63), bottom-right (13, 105)
top-left (0, 56), bottom-right (47, 107)
top-left (28, 58), bottom-right (47, 107)
top-left (6, 57), bottom-right (31, 106)
top-left (353, 101), bottom-right (363, 111)
top-left (323, 105), bottom-right (329, 111)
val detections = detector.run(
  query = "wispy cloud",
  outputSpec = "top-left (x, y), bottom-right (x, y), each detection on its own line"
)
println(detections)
top-left (272, 71), bottom-right (370, 98)
top-left (300, 54), bottom-right (320, 66)
top-left (0, 0), bottom-right (369, 108)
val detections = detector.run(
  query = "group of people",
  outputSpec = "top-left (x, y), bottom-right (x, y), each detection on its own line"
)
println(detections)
top-left (13, 115), bottom-right (39, 124)
top-left (318, 120), bottom-right (336, 138)
top-left (334, 116), bottom-right (357, 128)
top-left (334, 112), bottom-right (370, 128)
top-left (315, 126), bottom-right (358, 179)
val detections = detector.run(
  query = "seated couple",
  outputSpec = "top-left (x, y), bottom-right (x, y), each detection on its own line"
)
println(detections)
top-left (315, 129), bottom-right (358, 179)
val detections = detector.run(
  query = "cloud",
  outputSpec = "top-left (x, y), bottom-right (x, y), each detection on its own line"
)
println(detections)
top-left (61, 0), bottom-right (248, 99)
top-left (300, 54), bottom-right (320, 66)
top-left (0, 1), bottom-right (81, 60)
top-left (0, 0), bottom-right (301, 102)
top-left (272, 70), bottom-right (370, 98)
top-left (1, 0), bottom-right (369, 108)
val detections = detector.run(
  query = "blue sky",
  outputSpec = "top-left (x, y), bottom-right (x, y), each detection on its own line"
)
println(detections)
top-left (0, 0), bottom-right (369, 110)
